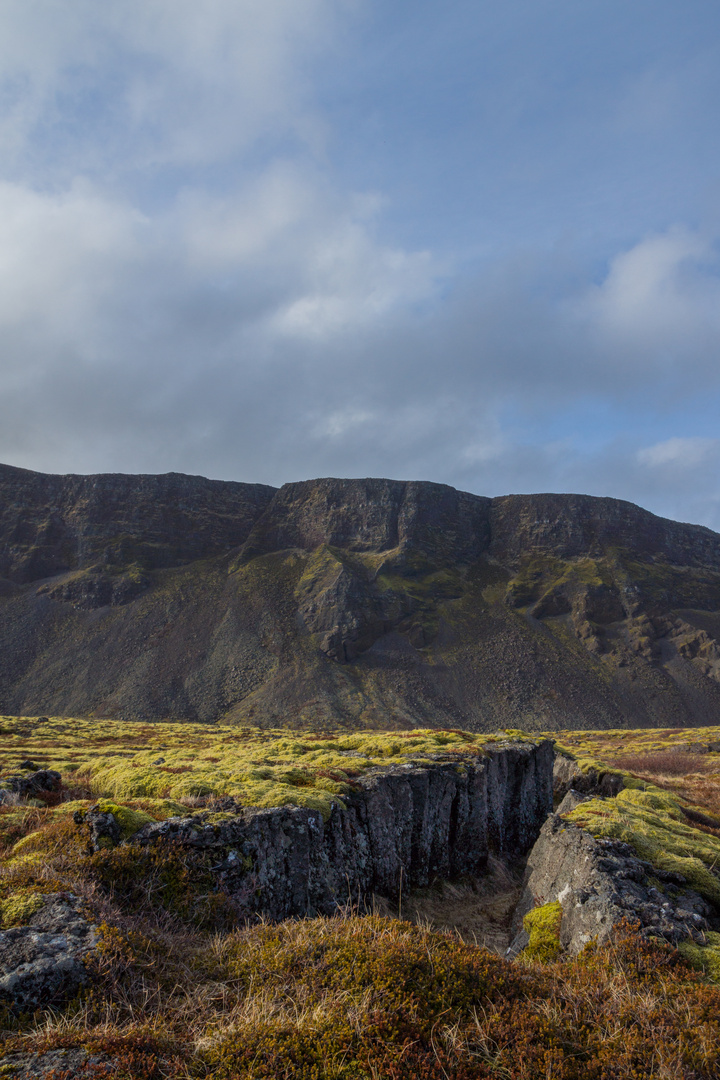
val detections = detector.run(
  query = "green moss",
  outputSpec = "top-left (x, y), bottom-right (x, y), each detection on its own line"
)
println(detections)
top-left (522, 901), bottom-right (563, 962)
top-left (0, 716), bottom-right (538, 823)
top-left (567, 788), bottom-right (720, 906)
top-left (678, 932), bottom-right (720, 982)
top-left (0, 891), bottom-right (45, 926)
top-left (93, 800), bottom-right (155, 839)
top-left (46, 724), bottom-right (510, 817)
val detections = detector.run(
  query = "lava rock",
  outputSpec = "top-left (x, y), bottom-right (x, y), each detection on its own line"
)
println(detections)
top-left (73, 806), bottom-right (122, 851)
top-left (553, 755), bottom-right (623, 801)
top-left (0, 769), bottom-right (61, 803)
top-left (509, 813), bottom-right (714, 957)
top-left (0, 894), bottom-right (98, 1011)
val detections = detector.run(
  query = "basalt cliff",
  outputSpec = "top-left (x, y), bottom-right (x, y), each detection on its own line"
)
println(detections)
top-left (2, 463), bottom-right (720, 729)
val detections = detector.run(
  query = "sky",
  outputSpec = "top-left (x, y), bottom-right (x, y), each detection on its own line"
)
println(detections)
top-left (1, 1), bottom-right (720, 528)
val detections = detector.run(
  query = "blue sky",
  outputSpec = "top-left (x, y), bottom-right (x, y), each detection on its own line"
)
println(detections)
top-left (1, 1), bottom-right (720, 528)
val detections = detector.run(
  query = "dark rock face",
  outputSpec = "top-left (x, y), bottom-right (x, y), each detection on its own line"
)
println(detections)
top-left (0, 462), bottom-right (276, 583)
top-left (37, 568), bottom-right (150, 609)
top-left (132, 741), bottom-right (553, 921)
top-left (0, 894), bottom-right (97, 1011)
top-left (489, 493), bottom-right (720, 570)
top-left (509, 813), bottom-right (714, 957)
top-left (3, 465), bottom-right (720, 726)
top-left (552, 756), bottom-right (624, 801)
top-left (240, 478), bottom-right (492, 564)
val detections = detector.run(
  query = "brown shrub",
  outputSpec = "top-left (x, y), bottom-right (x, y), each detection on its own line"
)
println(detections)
top-left (4, 915), bottom-right (720, 1080)
top-left (610, 751), bottom-right (717, 776)
top-left (609, 751), bottom-right (720, 818)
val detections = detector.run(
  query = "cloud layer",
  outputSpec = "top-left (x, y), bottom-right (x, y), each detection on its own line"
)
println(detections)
top-left (0, 1), bottom-right (719, 528)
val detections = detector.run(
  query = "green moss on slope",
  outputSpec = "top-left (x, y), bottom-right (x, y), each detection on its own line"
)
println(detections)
top-left (678, 932), bottom-right (720, 983)
top-left (566, 787), bottom-right (720, 906)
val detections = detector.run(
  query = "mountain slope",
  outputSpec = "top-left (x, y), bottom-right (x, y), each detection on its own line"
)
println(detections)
top-left (2, 466), bottom-right (720, 729)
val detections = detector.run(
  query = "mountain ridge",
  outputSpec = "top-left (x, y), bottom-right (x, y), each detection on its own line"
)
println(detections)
top-left (2, 463), bottom-right (720, 730)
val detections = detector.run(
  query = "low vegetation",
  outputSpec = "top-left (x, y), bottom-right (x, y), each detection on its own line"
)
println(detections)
top-left (0, 716), bottom-right (522, 819)
top-left (1, 717), bottom-right (720, 1076)
top-left (3, 915), bottom-right (720, 1078)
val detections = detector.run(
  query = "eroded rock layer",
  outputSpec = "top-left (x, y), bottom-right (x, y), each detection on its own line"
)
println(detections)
top-left (3, 465), bottom-right (720, 726)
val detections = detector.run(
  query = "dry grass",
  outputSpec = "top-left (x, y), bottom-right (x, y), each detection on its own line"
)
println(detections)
top-left (605, 751), bottom-right (720, 819)
top-left (2, 915), bottom-right (720, 1078)
top-left (1, 718), bottom-right (720, 1076)
top-left (373, 856), bottom-right (523, 954)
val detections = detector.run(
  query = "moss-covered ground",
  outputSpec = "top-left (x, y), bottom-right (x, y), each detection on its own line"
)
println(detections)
top-left (1, 717), bottom-right (720, 1076)
top-left (0, 715), bottom-right (527, 819)
top-left (552, 724), bottom-right (720, 817)
top-left (522, 900), bottom-right (563, 962)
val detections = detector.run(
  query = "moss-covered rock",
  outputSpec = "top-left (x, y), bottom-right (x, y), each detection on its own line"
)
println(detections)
top-left (0, 892), bottom-right (45, 928)
top-left (566, 788), bottom-right (720, 906)
top-left (522, 901), bottom-right (563, 962)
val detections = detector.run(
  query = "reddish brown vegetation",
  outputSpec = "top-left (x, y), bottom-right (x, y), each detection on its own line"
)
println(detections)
top-left (2, 917), bottom-right (719, 1079)
top-left (608, 751), bottom-right (720, 819)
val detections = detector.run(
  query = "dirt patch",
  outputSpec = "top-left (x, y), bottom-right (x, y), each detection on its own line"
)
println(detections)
top-left (375, 856), bottom-right (524, 953)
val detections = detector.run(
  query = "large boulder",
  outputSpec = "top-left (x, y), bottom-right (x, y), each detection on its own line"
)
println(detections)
top-left (508, 812), bottom-right (714, 957)
top-left (0, 894), bottom-right (98, 1011)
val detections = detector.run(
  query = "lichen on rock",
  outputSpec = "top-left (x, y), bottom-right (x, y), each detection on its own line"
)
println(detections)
top-left (0, 894), bottom-right (97, 1012)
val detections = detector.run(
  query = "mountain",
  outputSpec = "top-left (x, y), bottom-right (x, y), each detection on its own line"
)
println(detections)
top-left (1, 463), bottom-right (720, 730)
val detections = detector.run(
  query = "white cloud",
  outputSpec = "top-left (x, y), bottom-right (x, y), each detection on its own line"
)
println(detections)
top-left (0, 3), bottom-right (719, 534)
top-left (574, 226), bottom-right (720, 373)
top-left (0, 0), bottom-right (340, 176)
top-left (637, 437), bottom-right (720, 470)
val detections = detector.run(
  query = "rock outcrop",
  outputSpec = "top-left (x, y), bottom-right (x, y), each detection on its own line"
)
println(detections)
top-left (552, 755), bottom-right (624, 801)
top-left (0, 767), bottom-right (61, 804)
top-left (509, 809), bottom-right (715, 957)
top-left (0, 894), bottom-right (97, 1011)
top-left (0, 462), bottom-right (275, 582)
top-left (130, 740), bottom-right (553, 921)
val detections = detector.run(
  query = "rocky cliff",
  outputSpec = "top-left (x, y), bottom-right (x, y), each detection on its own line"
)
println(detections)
top-left (129, 739), bottom-right (553, 921)
top-left (0, 462), bottom-right (275, 582)
top-left (3, 466), bottom-right (720, 727)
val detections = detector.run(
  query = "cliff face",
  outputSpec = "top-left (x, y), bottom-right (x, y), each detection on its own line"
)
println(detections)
top-left (2, 466), bottom-right (720, 729)
top-left (240, 478), bottom-right (491, 564)
top-left (0, 463), bottom-right (275, 583)
top-left (132, 740), bottom-right (553, 921)
top-left (489, 493), bottom-right (720, 570)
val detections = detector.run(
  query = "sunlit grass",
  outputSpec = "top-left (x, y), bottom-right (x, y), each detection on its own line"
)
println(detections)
top-left (0, 715), bottom-right (531, 818)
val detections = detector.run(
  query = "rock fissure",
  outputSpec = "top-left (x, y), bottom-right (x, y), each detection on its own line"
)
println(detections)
top-left (110, 740), bottom-right (554, 921)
